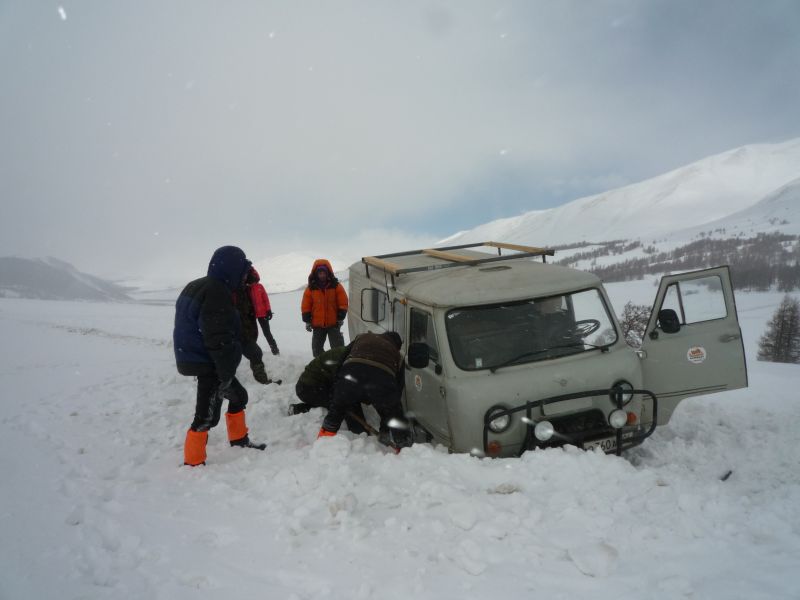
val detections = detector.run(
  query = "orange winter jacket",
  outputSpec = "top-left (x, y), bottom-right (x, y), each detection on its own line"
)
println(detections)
top-left (301, 259), bottom-right (349, 328)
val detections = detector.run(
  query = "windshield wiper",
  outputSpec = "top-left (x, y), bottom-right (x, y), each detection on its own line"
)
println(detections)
top-left (489, 342), bottom-right (610, 373)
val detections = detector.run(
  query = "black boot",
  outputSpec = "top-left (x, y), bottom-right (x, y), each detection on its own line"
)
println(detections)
top-left (251, 362), bottom-right (271, 385)
top-left (288, 403), bottom-right (312, 416)
top-left (230, 435), bottom-right (267, 451)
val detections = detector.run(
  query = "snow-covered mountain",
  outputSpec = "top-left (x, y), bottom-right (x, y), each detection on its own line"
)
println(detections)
top-left (442, 138), bottom-right (800, 248)
top-left (252, 251), bottom-right (353, 293)
top-left (0, 257), bottom-right (132, 301)
top-left (681, 176), bottom-right (800, 239)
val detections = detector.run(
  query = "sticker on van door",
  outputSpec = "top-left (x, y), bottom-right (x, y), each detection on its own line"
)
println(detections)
top-left (414, 374), bottom-right (423, 391)
top-left (687, 346), bottom-right (707, 364)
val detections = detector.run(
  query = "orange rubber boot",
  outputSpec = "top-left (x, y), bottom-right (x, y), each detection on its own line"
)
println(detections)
top-left (184, 430), bottom-right (208, 466)
top-left (317, 427), bottom-right (337, 439)
top-left (226, 411), bottom-right (249, 444)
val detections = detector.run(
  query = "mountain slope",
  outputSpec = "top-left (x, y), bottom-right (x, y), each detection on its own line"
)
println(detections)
top-left (684, 176), bottom-right (800, 238)
top-left (251, 252), bottom-right (352, 293)
top-left (442, 138), bottom-right (800, 247)
top-left (0, 257), bottom-right (132, 301)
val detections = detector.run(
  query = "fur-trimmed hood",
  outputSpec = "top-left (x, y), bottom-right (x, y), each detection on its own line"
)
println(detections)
top-left (307, 258), bottom-right (339, 289)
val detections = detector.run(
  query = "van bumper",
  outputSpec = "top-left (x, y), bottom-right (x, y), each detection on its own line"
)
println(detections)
top-left (482, 388), bottom-right (658, 457)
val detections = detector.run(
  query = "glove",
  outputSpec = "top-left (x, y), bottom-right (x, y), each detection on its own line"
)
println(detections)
top-left (336, 320), bottom-right (344, 328)
top-left (305, 323), bottom-right (313, 332)
top-left (266, 310), bottom-right (273, 320)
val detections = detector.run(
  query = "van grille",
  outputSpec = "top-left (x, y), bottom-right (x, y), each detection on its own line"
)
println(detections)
top-left (538, 409), bottom-right (611, 446)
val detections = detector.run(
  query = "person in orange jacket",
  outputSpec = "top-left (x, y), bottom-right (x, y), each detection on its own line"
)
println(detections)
top-left (301, 259), bottom-right (349, 357)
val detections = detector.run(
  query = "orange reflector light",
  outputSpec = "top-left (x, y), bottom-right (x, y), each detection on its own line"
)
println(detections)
top-left (626, 412), bottom-right (638, 425)
top-left (487, 441), bottom-right (502, 456)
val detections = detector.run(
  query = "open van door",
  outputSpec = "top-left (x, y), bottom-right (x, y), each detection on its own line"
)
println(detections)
top-left (640, 266), bottom-right (748, 425)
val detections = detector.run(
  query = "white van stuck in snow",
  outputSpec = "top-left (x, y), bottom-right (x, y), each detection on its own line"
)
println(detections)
top-left (347, 242), bottom-right (748, 458)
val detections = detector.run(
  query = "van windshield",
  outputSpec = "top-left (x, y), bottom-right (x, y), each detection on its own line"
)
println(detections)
top-left (445, 289), bottom-right (618, 371)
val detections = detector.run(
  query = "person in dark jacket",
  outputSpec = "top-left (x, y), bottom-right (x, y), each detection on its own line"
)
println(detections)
top-left (291, 343), bottom-right (367, 434)
top-left (318, 331), bottom-right (410, 448)
top-left (174, 246), bottom-right (266, 466)
top-left (236, 267), bottom-right (272, 384)
top-left (248, 267), bottom-right (279, 356)
top-left (301, 259), bottom-right (349, 357)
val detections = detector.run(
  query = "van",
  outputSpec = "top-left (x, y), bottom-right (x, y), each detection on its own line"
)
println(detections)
top-left (347, 242), bottom-right (748, 457)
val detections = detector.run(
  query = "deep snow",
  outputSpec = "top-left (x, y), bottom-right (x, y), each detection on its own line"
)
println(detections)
top-left (1, 283), bottom-right (799, 600)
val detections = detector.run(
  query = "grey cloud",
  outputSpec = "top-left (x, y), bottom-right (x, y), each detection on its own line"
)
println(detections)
top-left (1, 1), bottom-right (798, 283)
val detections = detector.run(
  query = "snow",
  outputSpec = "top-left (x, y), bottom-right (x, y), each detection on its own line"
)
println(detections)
top-left (443, 138), bottom-right (800, 248)
top-left (251, 252), bottom-right (354, 294)
top-left (1, 284), bottom-right (800, 599)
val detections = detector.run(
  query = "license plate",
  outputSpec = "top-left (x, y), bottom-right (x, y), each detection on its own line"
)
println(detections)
top-left (583, 436), bottom-right (618, 453)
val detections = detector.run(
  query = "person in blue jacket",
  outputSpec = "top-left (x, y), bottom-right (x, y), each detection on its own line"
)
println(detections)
top-left (173, 246), bottom-right (266, 466)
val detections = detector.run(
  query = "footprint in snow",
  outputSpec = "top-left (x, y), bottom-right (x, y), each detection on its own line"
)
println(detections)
top-left (567, 541), bottom-right (619, 577)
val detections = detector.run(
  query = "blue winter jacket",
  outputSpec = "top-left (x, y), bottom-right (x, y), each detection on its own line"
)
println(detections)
top-left (173, 246), bottom-right (252, 380)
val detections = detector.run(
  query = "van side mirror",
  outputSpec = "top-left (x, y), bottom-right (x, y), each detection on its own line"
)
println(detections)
top-left (658, 309), bottom-right (681, 334)
top-left (407, 342), bottom-right (430, 369)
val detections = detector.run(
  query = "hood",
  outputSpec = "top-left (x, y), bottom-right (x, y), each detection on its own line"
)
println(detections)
top-left (247, 266), bottom-right (261, 284)
top-left (207, 246), bottom-right (251, 291)
top-left (308, 258), bottom-right (338, 288)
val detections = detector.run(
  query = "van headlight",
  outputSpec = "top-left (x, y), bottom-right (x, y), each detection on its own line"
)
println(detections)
top-left (486, 406), bottom-right (512, 433)
top-left (534, 420), bottom-right (555, 442)
top-left (610, 380), bottom-right (634, 406)
top-left (608, 409), bottom-right (628, 429)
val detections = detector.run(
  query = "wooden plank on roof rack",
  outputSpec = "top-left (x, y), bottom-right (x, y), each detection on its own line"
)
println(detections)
top-left (363, 255), bottom-right (403, 275)
top-left (485, 241), bottom-right (554, 255)
top-left (422, 248), bottom-right (478, 263)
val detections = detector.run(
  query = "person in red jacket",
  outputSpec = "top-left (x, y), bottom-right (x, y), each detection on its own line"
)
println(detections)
top-left (248, 267), bottom-right (279, 356)
top-left (301, 259), bottom-right (349, 357)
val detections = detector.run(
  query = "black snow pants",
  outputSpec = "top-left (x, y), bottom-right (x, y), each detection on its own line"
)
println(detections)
top-left (191, 375), bottom-right (248, 432)
top-left (257, 317), bottom-right (279, 351)
top-left (322, 363), bottom-right (402, 435)
top-left (311, 325), bottom-right (345, 358)
top-left (295, 380), bottom-right (367, 433)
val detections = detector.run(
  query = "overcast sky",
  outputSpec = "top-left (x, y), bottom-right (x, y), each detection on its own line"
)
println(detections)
top-left (1, 1), bottom-right (799, 284)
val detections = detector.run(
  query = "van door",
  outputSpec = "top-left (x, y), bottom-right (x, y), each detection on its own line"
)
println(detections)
top-left (640, 266), bottom-right (747, 424)
top-left (406, 307), bottom-right (450, 444)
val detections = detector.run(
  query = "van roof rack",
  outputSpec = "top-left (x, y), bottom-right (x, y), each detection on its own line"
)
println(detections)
top-left (362, 241), bottom-right (555, 277)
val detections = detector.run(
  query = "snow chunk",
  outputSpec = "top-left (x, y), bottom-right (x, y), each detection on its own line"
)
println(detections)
top-left (454, 539), bottom-right (486, 575)
top-left (448, 502), bottom-right (479, 530)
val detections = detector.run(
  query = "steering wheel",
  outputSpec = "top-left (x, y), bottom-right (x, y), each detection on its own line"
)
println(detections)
top-left (574, 319), bottom-right (601, 337)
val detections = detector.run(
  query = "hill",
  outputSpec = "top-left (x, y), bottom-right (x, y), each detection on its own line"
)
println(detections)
top-left (0, 257), bottom-right (132, 301)
top-left (442, 138), bottom-right (800, 248)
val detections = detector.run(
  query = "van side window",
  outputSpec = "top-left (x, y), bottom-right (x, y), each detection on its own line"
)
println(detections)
top-left (661, 276), bottom-right (727, 326)
top-left (361, 288), bottom-right (390, 329)
top-left (410, 308), bottom-right (439, 363)
top-left (393, 299), bottom-right (406, 341)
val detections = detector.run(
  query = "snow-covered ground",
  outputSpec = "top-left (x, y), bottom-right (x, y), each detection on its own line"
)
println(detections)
top-left (1, 284), bottom-right (799, 599)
